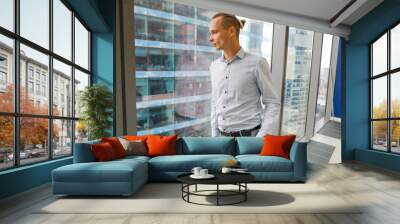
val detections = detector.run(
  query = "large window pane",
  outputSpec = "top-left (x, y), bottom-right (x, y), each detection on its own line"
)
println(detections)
top-left (74, 18), bottom-right (89, 70)
top-left (134, 0), bottom-right (274, 136)
top-left (240, 18), bottom-right (273, 65)
top-left (174, 3), bottom-right (194, 18)
top-left (134, 0), bottom-right (173, 12)
top-left (391, 120), bottom-right (400, 153)
top-left (0, 34), bottom-right (14, 112)
top-left (315, 34), bottom-right (333, 132)
top-left (281, 27), bottom-right (314, 137)
top-left (74, 69), bottom-right (89, 118)
top-left (372, 76), bottom-right (387, 119)
top-left (53, 0), bottom-right (72, 60)
top-left (53, 59), bottom-right (72, 117)
top-left (20, 44), bottom-right (49, 115)
top-left (372, 34), bottom-right (387, 76)
top-left (372, 121), bottom-right (388, 151)
top-left (20, 0), bottom-right (49, 49)
top-left (0, 0), bottom-right (14, 31)
top-left (0, 116), bottom-right (13, 170)
top-left (391, 24), bottom-right (400, 70)
top-left (391, 72), bottom-right (400, 118)
top-left (20, 117), bottom-right (49, 165)
top-left (53, 119), bottom-right (72, 158)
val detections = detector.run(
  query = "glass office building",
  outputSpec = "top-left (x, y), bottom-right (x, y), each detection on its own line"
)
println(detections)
top-left (134, 0), bottom-right (273, 136)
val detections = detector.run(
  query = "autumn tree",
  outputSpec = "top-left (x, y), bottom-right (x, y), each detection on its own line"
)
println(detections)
top-left (372, 99), bottom-right (400, 143)
top-left (0, 84), bottom-right (59, 151)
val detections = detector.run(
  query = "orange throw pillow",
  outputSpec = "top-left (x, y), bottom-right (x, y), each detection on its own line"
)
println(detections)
top-left (260, 134), bottom-right (296, 159)
top-left (146, 135), bottom-right (177, 157)
top-left (101, 137), bottom-right (127, 158)
top-left (123, 135), bottom-right (148, 142)
top-left (91, 142), bottom-right (118, 161)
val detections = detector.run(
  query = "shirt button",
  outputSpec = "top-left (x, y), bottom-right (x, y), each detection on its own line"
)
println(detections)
top-left (224, 90), bottom-right (227, 94)
top-left (223, 106), bottom-right (226, 109)
top-left (225, 76), bottom-right (228, 79)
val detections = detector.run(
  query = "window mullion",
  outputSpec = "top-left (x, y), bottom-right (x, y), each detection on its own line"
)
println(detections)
top-left (388, 29), bottom-right (391, 153)
top-left (14, 0), bottom-right (21, 167)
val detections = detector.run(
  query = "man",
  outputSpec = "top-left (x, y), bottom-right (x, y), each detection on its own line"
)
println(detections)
top-left (209, 13), bottom-right (281, 137)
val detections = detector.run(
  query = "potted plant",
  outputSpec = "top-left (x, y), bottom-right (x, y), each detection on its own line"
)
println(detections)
top-left (79, 84), bottom-right (113, 140)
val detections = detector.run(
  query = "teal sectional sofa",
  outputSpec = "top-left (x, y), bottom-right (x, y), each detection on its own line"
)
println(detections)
top-left (52, 137), bottom-right (307, 196)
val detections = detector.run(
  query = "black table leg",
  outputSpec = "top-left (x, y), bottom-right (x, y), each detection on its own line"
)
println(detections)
top-left (245, 183), bottom-right (247, 201)
top-left (216, 184), bottom-right (219, 206)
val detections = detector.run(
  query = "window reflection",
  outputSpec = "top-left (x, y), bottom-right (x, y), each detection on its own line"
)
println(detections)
top-left (372, 77), bottom-right (387, 119)
top-left (0, 0), bottom-right (13, 31)
top-left (372, 34), bottom-right (387, 76)
top-left (281, 27), bottom-right (314, 138)
top-left (134, 0), bottom-right (274, 136)
top-left (53, 119), bottom-right (72, 158)
top-left (20, 117), bottom-right (49, 165)
top-left (372, 121), bottom-right (387, 151)
top-left (0, 116), bottom-right (13, 170)
top-left (53, 0), bottom-right (72, 60)
top-left (20, 44), bottom-right (49, 115)
top-left (20, 0), bottom-right (49, 49)
top-left (315, 34), bottom-right (333, 132)
top-left (0, 35), bottom-right (14, 113)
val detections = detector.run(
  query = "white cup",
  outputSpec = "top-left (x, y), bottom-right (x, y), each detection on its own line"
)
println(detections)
top-left (191, 167), bottom-right (202, 176)
top-left (200, 169), bottom-right (208, 176)
top-left (221, 167), bottom-right (232, 174)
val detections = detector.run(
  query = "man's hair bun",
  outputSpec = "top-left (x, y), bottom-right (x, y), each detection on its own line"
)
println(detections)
top-left (239, 19), bottom-right (246, 29)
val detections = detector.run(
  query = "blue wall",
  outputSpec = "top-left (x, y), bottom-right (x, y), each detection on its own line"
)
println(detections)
top-left (0, 0), bottom-right (115, 200)
top-left (333, 38), bottom-right (343, 118)
top-left (91, 0), bottom-right (115, 135)
top-left (0, 158), bottom-right (72, 199)
top-left (344, 0), bottom-right (400, 171)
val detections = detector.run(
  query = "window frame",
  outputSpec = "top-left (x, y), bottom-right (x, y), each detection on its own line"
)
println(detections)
top-left (0, 0), bottom-right (92, 171)
top-left (369, 20), bottom-right (400, 154)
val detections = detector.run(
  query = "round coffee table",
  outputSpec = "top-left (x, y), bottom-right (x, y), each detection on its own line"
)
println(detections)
top-left (177, 172), bottom-right (255, 206)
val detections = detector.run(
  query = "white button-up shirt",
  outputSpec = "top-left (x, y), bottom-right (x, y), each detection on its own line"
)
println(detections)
top-left (210, 48), bottom-right (281, 137)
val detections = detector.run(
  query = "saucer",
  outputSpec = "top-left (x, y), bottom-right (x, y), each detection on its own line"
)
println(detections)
top-left (190, 174), bottom-right (215, 179)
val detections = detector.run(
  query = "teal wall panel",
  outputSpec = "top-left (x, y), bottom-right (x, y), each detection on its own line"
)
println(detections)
top-left (0, 158), bottom-right (72, 199)
top-left (345, 0), bottom-right (400, 171)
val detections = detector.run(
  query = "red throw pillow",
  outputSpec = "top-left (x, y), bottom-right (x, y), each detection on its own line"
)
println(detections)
top-left (91, 142), bottom-right (118, 161)
top-left (101, 137), bottom-right (127, 158)
top-left (260, 134), bottom-right (296, 159)
top-left (146, 135), bottom-right (177, 157)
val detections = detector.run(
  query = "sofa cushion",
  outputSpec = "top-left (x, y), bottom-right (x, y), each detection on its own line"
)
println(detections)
top-left (236, 155), bottom-right (293, 172)
top-left (53, 159), bottom-right (147, 183)
top-left (236, 137), bottom-right (263, 155)
top-left (148, 154), bottom-right (235, 172)
top-left (178, 137), bottom-right (235, 155)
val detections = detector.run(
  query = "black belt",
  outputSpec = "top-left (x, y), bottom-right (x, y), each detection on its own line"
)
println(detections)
top-left (220, 125), bottom-right (261, 137)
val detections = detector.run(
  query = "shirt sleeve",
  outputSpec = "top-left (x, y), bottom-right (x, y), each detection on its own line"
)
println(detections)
top-left (255, 58), bottom-right (281, 137)
top-left (210, 64), bottom-right (220, 137)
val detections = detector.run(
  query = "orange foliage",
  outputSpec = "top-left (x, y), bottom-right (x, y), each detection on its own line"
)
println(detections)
top-left (0, 84), bottom-right (59, 149)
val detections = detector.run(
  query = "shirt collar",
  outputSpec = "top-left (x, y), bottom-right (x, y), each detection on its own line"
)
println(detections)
top-left (220, 47), bottom-right (245, 63)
